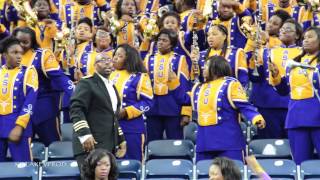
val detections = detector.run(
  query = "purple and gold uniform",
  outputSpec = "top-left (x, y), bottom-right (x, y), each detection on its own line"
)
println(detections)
top-left (196, 47), bottom-right (249, 87)
top-left (61, 0), bottom-right (110, 28)
top-left (262, 3), bottom-right (312, 30)
top-left (190, 77), bottom-right (263, 161)
top-left (21, 48), bottom-right (74, 146)
top-left (205, 6), bottom-right (251, 49)
top-left (0, 65), bottom-right (38, 162)
top-left (17, 21), bottom-right (59, 50)
top-left (312, 12), bottom-right (320, 26)
top-left (249, 45), bottom-right (301, 138)
top-left (144, 51), bottom-right (190, 141)
top-left (110, 70), bottom-right (153, 161)
top-left (270, 54), bottom-right (320, 165)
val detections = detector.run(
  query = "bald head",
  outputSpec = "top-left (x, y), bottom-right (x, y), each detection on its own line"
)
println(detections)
top-left (94, 53), bottom-right (113, 78)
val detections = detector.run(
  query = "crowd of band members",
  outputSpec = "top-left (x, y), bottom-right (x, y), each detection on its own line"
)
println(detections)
top-left (0, 0), bottom-right (320, 166)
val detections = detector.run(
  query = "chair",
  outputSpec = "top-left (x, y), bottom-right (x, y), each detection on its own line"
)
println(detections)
top-left (183, 122), bottom-right (197, 144)
top-left (196, 159), bottom-right (244, 179)
top-left (48, 141), bottom-right (74, 160)
top-left (147, 140), bottom-right (194, 161)
top-left (41, 160), bottom-right (80, 180)
top-left (301, 160), bottom-right (320, 179)
top-left (248, 139), bottom-right (291, 159)
top-left (248, 159), bottom-right (297, 179)
top-left (145, 159), bottom-right (193, 179)
top-left (31, 141), bottom-right (46, 162)
top-left (240, 121), bottom-right (249, 142)
top-left (61, 123), bottom-right (73, 141)
top-left (116, 159), bottom-right (141, 179)
top-left (0, 162), bottom-right (38, 180)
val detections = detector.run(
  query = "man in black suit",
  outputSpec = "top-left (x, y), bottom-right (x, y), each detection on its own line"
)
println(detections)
top-left (70, 53), bottom-right (126, 168)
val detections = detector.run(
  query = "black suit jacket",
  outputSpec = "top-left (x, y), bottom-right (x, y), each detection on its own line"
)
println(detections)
top-left (70, 73), bottom-right (125, 156)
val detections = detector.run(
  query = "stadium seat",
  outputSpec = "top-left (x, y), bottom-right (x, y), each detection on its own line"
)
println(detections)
top-left (249, 139), bottom-right (291, 159)
top-left (61, 123), bottom-right (73, 141)
top-left (116, 159), bottom-right (141, 179)
top-left (248, 159), bottom-right (297, 179)
top-left (31, 141), bottom-right (46, 162)
top-left (147, 140), bottom-right (194, 161)
top-left (0, 162), bottom-right (38, 180)
top-left (145, 159), bottom-right (193, 179)
top-left (183, 121), bottom-right (197, 144)
top-left (41, 160), bottom-right (80, 180)
top-left (48, 141), bottom-right (74, 160)
top-left (240, 121), bottom-right (248, 142)
top-left (301, 160), bottom-right (320, 179)
top-left (196, 159), bottom-right (244, 179)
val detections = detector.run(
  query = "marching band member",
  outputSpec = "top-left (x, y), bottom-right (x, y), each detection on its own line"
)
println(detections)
top-left (191, 24), bottom-right (249, 87)
top-left (144, 28), bottom-right (191, 142)
top-left (0, 36), bottom-right (38, 161)
top-left (110, 44), bottom-right (153, 161)
top-left (184, 56), bottom-right (265, 162)
top-left (249, 19), bottom-right (303, 139)
top-left (13, 27), bottom-right (73, 146)
top-left (269, 26), bottom-right (320, 165)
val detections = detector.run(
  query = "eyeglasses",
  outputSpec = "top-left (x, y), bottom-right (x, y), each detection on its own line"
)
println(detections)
top-left (280, 28), bottom-right (296, 33)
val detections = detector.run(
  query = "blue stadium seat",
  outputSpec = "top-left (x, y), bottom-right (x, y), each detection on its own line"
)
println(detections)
top-left (41, 160), bottom-right (80, 180)
top-left (31, 141), bottom-right (46, 162)
top-left (145, 159), bottom-right (193, 179)
top-left (0, 162), bottom-right (38, 180)
top-left (196, 159), bottom-right (244, 179)
top-left (301, 160), bottom-right (320, 179)
top-left (248, 159), bottom-right (297, 179)
top-left (116, 159), bottom-right (141, 179)
top-left (183, 122), bottom-right (197, 144)
top-left (249, 139), bottom-right (291, 159)
top-left (61, 123), bottom-right (73, 141)
top-left (48, 141), bottom-right (74, 160)
top-left (147, 140), bottom-right (194, 161)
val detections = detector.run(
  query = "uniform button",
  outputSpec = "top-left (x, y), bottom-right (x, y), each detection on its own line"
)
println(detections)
top-left (16, 79), bottom-right (19, 81)
top-left (217, 107), bottom-right (221, 111)
top-left (123, 94), bottom-right (126, 97)
top-left (14, 96), bottom-right (17, 99)
top-left (218, 116), bottom-right (222, 120)
top-left (14, 87), bottom-right (17, 90)
top-left (13, 105), bottom-right (16, 109)
top-left (218, 98), bottom-right (221, 101)
top-left (123, 103), bottom-right (126, 106)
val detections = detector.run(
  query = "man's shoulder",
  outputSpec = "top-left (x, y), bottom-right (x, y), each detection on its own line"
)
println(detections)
top-left (82, 74), bottom-right (94, 79)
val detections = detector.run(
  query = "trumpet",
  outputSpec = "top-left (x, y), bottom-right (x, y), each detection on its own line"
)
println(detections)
top-left (10, 0), bottom-right (38, 27)
top-left (143, 15), bottom-right (159, 40)
top-left (101, 11), bottom-right (121, 36)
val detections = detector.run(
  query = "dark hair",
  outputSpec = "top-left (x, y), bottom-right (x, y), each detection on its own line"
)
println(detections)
top-left (115, 0), bottom-right (138, 18)
top-left (205, 24), bottom-right (228, 59)
top-left (271, 10), bottom-right (291, 27)
top-left (205, 56), bottom-right (232, 82)
top-left (282, 18), bottom-right (303, 44)
top-left (211, 157), bottom-right (242, 180)
top-left (12, 27), bottom-right (39, 50)
top-left (159, 11), bottom-right (181, 29)
top-left (30, 0), bottom-right (50, 7)
top-left (81, 149), bottom-right (118, 180)
top-left (77, 17), bottom-right (93, 30)
top-left (157, 28), bottom-right (178, 49)
top-left (184, 0), bottom-right (196, 8)
top-left (0, 36), bottom-right (22, 54)
top-left (293, 26), bottom-right (320, 64)
top-left (114, 44), bottom-right (147, 73)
